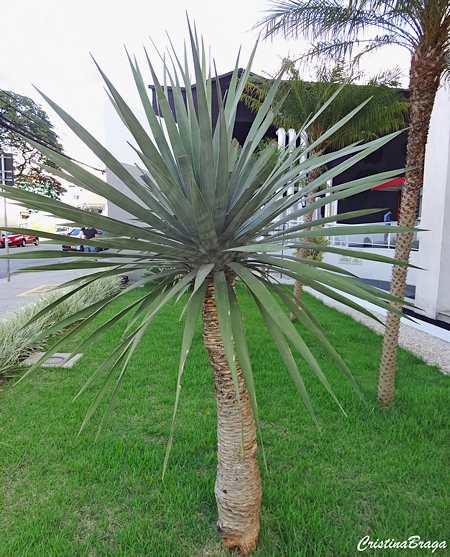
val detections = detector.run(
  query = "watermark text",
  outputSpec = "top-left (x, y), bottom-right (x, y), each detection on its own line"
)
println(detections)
top-left (357, 535), bottom-right (447, 553)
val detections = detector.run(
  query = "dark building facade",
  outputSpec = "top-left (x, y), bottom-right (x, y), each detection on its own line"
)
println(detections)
top-left (326, 131), bottom-right (407, 224)
top-left (150, 71), bottom-right (408, 225)
top-left (149, 69), bottom-right (278, 146)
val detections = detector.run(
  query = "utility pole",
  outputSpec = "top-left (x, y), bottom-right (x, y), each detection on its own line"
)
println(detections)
top-left (0, 152), bottom-right (13, 282)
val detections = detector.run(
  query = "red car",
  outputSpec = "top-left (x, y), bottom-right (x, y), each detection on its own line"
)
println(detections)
top-left (1, 233), bottom-right (39, 248)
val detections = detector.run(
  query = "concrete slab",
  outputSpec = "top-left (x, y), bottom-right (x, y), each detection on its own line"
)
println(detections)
top-left (21, 352), bottom-right (83, 368)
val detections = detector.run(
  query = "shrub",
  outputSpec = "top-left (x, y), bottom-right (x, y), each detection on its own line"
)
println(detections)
top-left (0, 276), bottom-right (122, 377)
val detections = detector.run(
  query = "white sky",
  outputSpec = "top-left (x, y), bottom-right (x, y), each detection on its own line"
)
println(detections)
top-left (1, 0), bottom-right (411, 171)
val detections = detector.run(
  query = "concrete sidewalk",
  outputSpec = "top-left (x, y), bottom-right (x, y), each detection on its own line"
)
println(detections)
top-left (0, 268), bottom-right (94, 318)
top-left (0, 244), bottom-right (141, 318)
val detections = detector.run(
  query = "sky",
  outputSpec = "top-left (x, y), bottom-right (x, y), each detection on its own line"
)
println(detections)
top-left (2, 0), bottom-right (411, 172)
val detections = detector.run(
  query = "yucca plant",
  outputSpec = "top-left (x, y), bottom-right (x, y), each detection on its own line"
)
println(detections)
top-left (0, 24), bottom-right (415, 555)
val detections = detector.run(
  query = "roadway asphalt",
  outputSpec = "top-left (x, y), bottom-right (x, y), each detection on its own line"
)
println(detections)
top-left (0, 242), bottom-right (95, 318)
top-left (0, 242), bottom-right (72, 278)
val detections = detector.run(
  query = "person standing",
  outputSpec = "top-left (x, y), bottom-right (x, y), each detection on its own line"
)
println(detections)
top-left (81, 226), bottom-right (99, 252)
top-left (384, 210), bottom-right (393, 243)
top-left (76, 228), bottom-right (85, 252)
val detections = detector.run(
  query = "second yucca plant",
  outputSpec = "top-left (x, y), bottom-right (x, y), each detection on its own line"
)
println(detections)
top-left (0, 22), bottom-right (414, 555)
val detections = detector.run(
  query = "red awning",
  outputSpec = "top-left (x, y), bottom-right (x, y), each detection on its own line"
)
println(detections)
top-left (371, 177), bottom-right (405, 191)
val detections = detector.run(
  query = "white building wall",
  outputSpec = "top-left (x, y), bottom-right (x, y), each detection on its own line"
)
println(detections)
top-left (103, 99), bottom-right (172, 224)
top-left (323, 248), bottom-right (419, 289)
top-left (104, 101), bottom-right (145, 166)
top-left (0, 200), bottom-right (27, 228)
top-left (104, 99), bottom-right (170, 165)
top-left (415, 81), bottom-right (450, 322)
top-left (105, 163), bottom-right (149, 224)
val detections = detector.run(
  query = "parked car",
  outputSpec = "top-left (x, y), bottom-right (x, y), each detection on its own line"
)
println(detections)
top-left (55, 226), bottom-right (71, 234)
top-left (62, 228), bottom-right (108, 251)
top-left (1, 233), bottom-right (39, 248)
top-left (62, 228), bottom-right (83, 251)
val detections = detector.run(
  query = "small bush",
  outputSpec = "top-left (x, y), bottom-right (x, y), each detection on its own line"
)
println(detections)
top-left (0, 276), bottom-right (122, 377)
top-left (296, 226), bottom-right (328, 262)
top-left (307, 231), bottom-right (328, 261)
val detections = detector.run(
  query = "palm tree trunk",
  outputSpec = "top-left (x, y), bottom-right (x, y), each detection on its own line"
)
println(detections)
top-left (202, 281), bottom-right (262, 555)
top-left (290, 164), bottom-right (322, 321)
top-left (378, 45), bottom-right (446, 407)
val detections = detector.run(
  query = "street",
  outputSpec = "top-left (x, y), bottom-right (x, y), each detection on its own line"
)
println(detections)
top-left (0, 242), bottom-right (71, 279)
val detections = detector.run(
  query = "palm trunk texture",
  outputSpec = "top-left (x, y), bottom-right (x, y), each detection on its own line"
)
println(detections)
top-left (378, 45), bottom-right (446, 407)
top-left (290, 164), bottom-right (322, 321)
top-left (202, 281), bottom-right (262, 555)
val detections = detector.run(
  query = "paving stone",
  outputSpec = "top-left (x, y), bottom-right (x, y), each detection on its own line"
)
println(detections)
top-left (21, 352), bottom-right (83, 368)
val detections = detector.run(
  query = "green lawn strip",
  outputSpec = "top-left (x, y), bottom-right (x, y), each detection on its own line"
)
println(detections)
top-left (0, 284), bottom-right (449, 556)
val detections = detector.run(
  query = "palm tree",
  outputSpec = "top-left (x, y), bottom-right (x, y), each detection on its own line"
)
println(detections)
top-left (256, 0), bottom-right (450, 407)
top-left (243, 62), bottom-right (409, 316)
top-left (0, 26), bottom-right (413, 554)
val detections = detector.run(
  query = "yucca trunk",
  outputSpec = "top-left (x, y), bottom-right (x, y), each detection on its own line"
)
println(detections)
top-left (290, 163), bottom-right (322, 321)
top-left (378, 44), bottom-right (446, 407)
top-left (202, 281), bottom-right (262, 555)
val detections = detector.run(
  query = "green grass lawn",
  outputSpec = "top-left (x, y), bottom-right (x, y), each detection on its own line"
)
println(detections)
top-left (1, 284), bottom-right (449, 557)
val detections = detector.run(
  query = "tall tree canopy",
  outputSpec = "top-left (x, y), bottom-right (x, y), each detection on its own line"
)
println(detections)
top-left (245, 62), bottom-right (409, 144)
top-left (256, 0), bottom-right (450, 407)
top-left (0, 90), bottom-right (65, 199)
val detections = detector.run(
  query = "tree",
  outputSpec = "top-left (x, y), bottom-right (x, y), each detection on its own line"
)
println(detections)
top-left (243, 61), bottom-right (409, 316)
top-left (256, 0), bottom-right (449, 407)
top-left (0, 28), bottom-right (412, 554)
top-left (0, 91), bottom-right (66, 199)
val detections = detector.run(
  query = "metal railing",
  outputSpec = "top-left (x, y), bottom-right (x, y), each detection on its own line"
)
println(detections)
top-left (260, 217), bottom-right (420, 251)
top-left (324, 221), bottom-right (420, 250)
